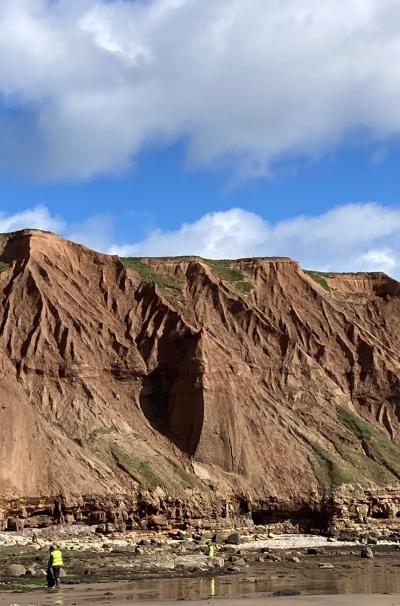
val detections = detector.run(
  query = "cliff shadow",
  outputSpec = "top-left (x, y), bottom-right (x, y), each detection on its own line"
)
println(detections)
top-left (139, 339), bottom-right (205, 458)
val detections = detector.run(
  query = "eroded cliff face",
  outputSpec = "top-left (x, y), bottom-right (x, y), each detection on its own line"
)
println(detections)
top-left (1, 230), bottom-right (400, 531)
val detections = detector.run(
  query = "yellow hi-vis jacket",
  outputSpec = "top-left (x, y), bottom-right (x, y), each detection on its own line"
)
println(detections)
top-left (51, 550), bottom-right (64, 567)
top-left (206, 545), bottom-right (215, 557)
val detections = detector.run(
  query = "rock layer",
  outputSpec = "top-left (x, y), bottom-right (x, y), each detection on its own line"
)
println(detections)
top-left (1, 230), bottom-right (400, 530)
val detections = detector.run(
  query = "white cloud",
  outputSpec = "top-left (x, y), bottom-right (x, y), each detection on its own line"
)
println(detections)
top-left (0, 205), bottom-right (65, 233)
top-left (110, 203), bottom-right (400, 278)
top-left (353, 248), bottom-right (397, 274)
top-left (3, 202), bottom-right (400, 278)
top-left (2, 0), bottom-right (400, 179)
top-left (67, 214), bottom-right (115, 252)
top-left (0, 206), bottom-right (113, 252)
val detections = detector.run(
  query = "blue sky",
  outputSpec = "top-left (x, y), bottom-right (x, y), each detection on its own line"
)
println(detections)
top-left (2, 0), bottom-right (400, 275)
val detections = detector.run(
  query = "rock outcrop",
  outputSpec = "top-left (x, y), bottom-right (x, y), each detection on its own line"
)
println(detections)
top-left (1, 229), bottom-right (400, 531)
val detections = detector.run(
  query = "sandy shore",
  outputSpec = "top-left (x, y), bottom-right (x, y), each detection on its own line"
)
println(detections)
top-left (0, 588), bottom-right (399, 606)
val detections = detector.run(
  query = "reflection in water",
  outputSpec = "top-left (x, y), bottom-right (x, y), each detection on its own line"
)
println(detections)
top-left (210, 577), bottom-right (216, 598)
top-left (96, 558), bottom-right (400, 602)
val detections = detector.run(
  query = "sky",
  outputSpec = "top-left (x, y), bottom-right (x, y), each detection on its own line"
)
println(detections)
top-left (2, 0), bottom-right (400, 276)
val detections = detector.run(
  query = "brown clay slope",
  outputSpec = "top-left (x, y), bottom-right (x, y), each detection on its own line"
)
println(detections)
top-left (1, 230), bottom-right (400, 528)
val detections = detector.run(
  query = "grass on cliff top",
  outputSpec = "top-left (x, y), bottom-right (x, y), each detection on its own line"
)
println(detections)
top-left (304, 270), bottom-right (331, 291)
top-left (120, 257), bottom-right (183, 301)
top-left (204, 259), bottom-right (253, 294)
top-left (304, 269), bottom-right (385, 291)
top-left (0, 261), bottom-right (9, 273)
top-left (121, 256), bottom-right (253, 297)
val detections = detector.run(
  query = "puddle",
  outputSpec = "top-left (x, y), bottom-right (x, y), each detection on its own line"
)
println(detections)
top-left (77, 558), bottom-right (400, 602)
top-left (2, 556), bottom-right (400, 605)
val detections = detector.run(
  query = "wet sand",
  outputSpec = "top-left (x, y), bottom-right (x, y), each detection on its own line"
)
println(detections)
top-left (1, 533), bottom-right (400, 605)
top-left (2, 556), bottom-right (400, 605)
top-left (0, 587), bottom-right (399, 606)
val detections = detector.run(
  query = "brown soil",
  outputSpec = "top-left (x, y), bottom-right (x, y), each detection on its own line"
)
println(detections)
top-left (1, 230), bottom-right (400, 528)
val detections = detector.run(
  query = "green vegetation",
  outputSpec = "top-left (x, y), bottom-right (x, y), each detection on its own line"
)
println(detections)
top-left (87, 425), bottom-right (118, 445)
top-left (204, 259), bottom-right (253, 294)
top-left (338, 407), bottom-right (400, 481)
top-left (311, 408), bottom-right (400, 490)
top-left (304, 268), bottom-right (385, 291)
top-left (110, 442), bottom-right (205, 492)
top-left (111, 445), bottom-right (164, 490)
top-left (164, 456), bottom-right (204, 490)
top-left (120, 257), bottom-right (183, 301)
top-left (0, 261), bottom-right (9, 273)
top-left (330, 436), bottom-right (395, 486)
top-left (310, 441), bottom-right (356, 488)
top-left (0, 545), bottom-right (78, 592)
top-left (304, 270), bottom-right (331, 291)
top-left (121, 255), bottom-right (254, 298)
top-left (0, 578), bottom-right (44, 592)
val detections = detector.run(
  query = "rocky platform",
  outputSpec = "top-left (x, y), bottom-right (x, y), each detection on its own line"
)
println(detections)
top-left (1, 230), bottom-right (400, 532)
top-left (1, 526), bottom-right (400, 596)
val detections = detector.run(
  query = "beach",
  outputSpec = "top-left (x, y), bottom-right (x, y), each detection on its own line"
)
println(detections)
top-left (0, 588), bottom-right (399, 606)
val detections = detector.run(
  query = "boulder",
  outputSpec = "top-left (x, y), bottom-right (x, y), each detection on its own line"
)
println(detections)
top-left (228, 566), bottom-right (241, 573)
top-left (361, 547), bottom-right (374, 559)
top-left (273, 591), bottom-right (301, 597)
top-left (226, 532), bottom-right (241, 545)
top-left (265, 554), bottom-right (282, 562)
top-left (6, 564), bottom-right (26, 577)
top-left (306, 547), bottom-right (325, 555)
top-left (212, 533), bottom-right (223, 544)
top-left (96, 524), bottom-right (106, 534)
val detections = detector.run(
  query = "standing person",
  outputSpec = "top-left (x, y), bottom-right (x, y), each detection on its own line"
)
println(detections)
top-left (206, 544), bottom-right (215, 557)
top-left (47, 545), bottom-right (64, 589)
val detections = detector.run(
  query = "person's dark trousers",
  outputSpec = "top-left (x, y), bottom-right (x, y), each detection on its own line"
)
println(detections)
top-left (52, 567), bottom-right (61, 587)
top-left (46, 569), bottom-right (55, 588)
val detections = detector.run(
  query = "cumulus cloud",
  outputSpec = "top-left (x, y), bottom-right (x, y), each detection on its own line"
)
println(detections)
top-left (110, 203), bottom-right (400, 278)
top-left (0, 205), bottom-right (65, 233)
top-left (4, 202), bottom-right (400, 278)
top-left (2, 0), bottom-right (400, 179)
top-left (67, 214), bottom-right (115, 252)
top-left (0, 205), bottom-right (112, 251)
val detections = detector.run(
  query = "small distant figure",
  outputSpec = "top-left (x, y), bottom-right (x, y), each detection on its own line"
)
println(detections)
top-left (206, 544), bottom-right (215, 557)
top-left (47, 545), bottom-right (64, 589)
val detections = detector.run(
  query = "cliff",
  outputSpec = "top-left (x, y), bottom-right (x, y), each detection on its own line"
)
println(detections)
top-left (1, 230), bottom-right (400, 531)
